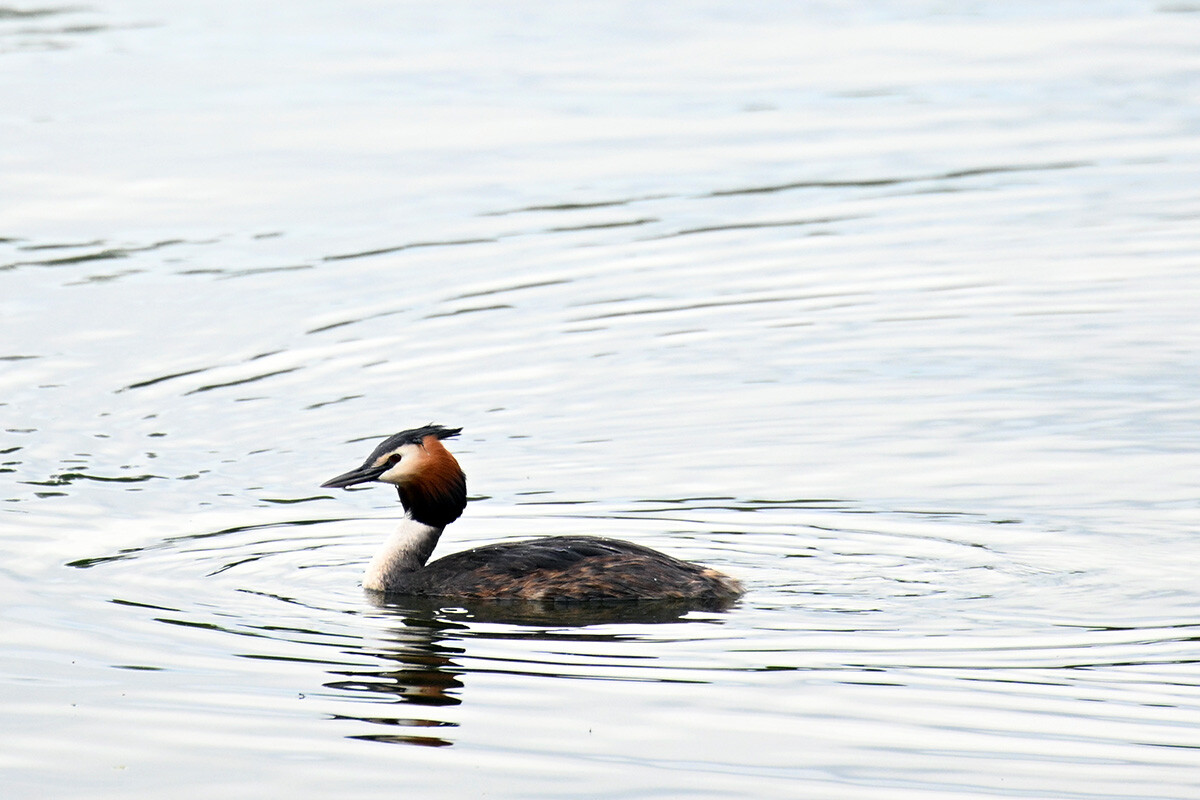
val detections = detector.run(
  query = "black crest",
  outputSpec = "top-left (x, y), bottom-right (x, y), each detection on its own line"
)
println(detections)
top-left (366, 424), bottom-right (462, 463)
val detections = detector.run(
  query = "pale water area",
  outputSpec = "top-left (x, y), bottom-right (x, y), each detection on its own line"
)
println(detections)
top-left (3, 1), bottom-right (1200, 797)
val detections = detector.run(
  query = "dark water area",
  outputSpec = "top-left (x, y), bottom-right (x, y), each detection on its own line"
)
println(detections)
top-left (4, 2), bottom-right (1200, 797)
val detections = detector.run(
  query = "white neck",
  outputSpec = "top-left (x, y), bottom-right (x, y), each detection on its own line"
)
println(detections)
top-left (362, 515), bottom-right (443, 592)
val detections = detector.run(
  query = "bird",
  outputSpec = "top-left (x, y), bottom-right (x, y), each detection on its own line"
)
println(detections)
top-left (321, 424), bottom-right (743, 604)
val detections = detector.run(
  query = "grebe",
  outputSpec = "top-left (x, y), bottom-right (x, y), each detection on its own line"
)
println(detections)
top-left (321, 425), bottom-right (743, 603)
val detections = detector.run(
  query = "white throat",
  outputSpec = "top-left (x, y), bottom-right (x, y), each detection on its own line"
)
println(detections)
top-left (362, 515), bottom-right (443, 592)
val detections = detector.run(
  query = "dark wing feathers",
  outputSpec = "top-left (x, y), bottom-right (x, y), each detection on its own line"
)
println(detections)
top-left (423, 536), bottom-right (673, 575)
top-left (405, 535), bottom-right (741, 602)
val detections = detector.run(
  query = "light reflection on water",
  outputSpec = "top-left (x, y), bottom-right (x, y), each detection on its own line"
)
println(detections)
top-left (4, 1), bottom-right (1200, 798)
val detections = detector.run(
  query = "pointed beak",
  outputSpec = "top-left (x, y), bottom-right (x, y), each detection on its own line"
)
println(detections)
top-left (321, 463), bottom-right (386, 489)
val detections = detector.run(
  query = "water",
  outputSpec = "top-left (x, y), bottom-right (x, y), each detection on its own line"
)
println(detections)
top-left (4, 1), bottom-right (1200, 797)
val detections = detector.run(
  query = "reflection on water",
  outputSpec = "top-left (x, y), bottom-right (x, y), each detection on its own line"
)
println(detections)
top-left (328, 613), bottom-right (467, 748)
top-left (4, 0), bottom-right (1200, 797)
top-left (325, 598), bottom-right (733, 747)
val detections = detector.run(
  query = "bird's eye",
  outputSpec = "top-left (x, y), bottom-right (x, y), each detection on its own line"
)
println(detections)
top-left (386, 454), bottom-right (402, 466)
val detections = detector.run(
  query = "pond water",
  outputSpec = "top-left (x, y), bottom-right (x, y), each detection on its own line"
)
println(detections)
top-left (4, 1), bottom-right (1200, 797)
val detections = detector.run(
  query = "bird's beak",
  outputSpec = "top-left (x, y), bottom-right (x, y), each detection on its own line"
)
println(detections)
top-left (321, 463), bottom-right (386, 489)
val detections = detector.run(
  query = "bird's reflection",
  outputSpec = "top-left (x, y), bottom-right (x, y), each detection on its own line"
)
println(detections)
top-left (324, 611), bottom-right (468, 747)
top-left (324, 595), bottom-right (735, 747)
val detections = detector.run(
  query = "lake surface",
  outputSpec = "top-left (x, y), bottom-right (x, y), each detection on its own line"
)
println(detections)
top-left (4, 1), bottom-right (1200, 797)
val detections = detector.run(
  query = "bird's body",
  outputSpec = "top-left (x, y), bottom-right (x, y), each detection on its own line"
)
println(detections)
top-left (367, 531), bottom-right (740, 601)
top-left (322, 425), bottom-right (742, 604)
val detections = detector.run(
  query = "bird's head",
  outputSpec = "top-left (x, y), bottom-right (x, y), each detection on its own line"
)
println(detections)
top-left (322, 424), bottom-right (467, 527)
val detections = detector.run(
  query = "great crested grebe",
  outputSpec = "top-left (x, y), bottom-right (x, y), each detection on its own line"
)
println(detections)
top-left (321, 425), bottom-right (743, 603)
